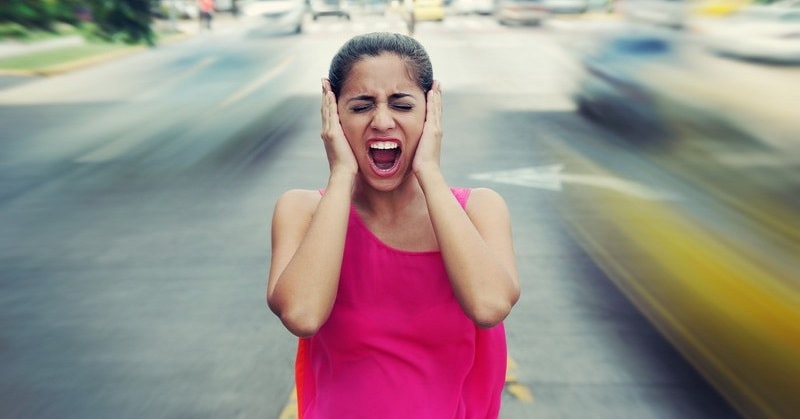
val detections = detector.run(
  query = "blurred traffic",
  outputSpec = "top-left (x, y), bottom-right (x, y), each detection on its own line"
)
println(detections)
top-left (556, 2), bottom-right (800, 418)
top-left (1, 1), bottom-right (798, 418)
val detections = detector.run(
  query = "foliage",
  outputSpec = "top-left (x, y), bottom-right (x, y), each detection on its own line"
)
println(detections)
top-left (0, 0), bottom-right (158, 46)
top-left (0, 0), bottom-right (87, 30)
top-left (0, 22), bottom-right (31, 39)
top-left (86, 0), bottom-right (156, 45)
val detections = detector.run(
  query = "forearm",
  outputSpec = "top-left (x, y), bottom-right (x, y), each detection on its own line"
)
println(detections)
top-left (416, 168), bottom-right (517, 327)
top-left (270, 171), bottom-right (354, 336)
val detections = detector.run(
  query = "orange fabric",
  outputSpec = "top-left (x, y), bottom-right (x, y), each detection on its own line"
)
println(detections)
top-left (294, 338), bottom-right (310, 419)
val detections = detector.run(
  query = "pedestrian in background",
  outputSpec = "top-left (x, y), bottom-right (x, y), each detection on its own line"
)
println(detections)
top-left (266, 32), bottom-right (520, 418)
top-left (198, 0), bottom-right (214, 30)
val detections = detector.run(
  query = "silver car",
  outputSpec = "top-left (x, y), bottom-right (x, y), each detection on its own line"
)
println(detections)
top-left (496, 0), bottom-right (548, 25)
top-left (698, 4), bottom-right (800, 64)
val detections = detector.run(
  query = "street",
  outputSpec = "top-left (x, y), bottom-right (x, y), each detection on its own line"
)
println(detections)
top-left (1, 8), bottom-right (797, 419)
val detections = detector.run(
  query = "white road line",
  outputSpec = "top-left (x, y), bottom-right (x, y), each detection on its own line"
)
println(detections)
top-left (218, 54), bottom-right (294, 109)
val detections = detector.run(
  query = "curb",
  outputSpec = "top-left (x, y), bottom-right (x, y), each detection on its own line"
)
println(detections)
top-left (0, 31), bottom-right (193, 77)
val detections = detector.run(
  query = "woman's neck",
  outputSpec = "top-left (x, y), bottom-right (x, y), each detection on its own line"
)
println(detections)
top-left (352, 175), bottom-right (426, 220)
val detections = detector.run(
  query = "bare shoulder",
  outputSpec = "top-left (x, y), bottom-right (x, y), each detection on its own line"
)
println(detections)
top-left (273, 189), bottom-right (322, 223)
top-left (465, 187), bottom-right (510, 216)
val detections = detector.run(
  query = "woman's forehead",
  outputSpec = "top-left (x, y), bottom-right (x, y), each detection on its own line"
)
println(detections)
top-left (341, 55), bottom-right (420, 96)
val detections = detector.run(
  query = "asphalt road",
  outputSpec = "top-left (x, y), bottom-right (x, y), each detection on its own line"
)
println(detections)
top-left (0, 11), bottom-right (762, 419)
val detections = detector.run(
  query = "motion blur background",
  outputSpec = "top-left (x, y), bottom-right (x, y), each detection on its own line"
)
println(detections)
top-left (1, 0), bottom-right (798, 418)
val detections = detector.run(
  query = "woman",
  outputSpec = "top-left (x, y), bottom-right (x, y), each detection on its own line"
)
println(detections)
top-left (267, 32), bottom-right (519, 418)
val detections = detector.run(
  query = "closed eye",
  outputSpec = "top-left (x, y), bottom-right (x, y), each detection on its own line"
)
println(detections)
top-left (350, 103), bottom-right (374, 113)
top-left (391, 102), bottom-right (414, 111)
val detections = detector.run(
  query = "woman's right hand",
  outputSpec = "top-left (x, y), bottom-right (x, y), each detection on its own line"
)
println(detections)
top-left (321, 79), bottom-right (358, 177)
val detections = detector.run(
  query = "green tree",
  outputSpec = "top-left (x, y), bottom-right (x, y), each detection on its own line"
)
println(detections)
top-left (0, 0), bottom-right (58, 30)
top-left (0, 0), bottom-right (158, 46)
top-left (86, 0), bottom-right (156, 45)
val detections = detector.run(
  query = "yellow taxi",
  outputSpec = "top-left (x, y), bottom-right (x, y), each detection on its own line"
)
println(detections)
top-left (408, 0), bottom-right (445, 21)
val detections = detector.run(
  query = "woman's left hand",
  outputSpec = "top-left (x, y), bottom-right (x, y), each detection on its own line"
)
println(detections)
top-left (412, 80), bottom-right (443, 176)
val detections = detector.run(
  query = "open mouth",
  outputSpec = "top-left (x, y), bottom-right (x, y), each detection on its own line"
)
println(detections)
top-left (368, 141), bottom-right (401, 175)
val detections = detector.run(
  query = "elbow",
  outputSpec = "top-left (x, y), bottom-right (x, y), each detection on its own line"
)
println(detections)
top-left (468, 300), bottom-right (515, 329)
top-left (268, 299), bottom-right (326, 337)
top-left (280, 312), bottom-right (325, 338)
top-left (467, 288), bottom-right (519, 329)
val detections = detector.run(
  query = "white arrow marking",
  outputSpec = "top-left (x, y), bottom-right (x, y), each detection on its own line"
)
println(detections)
top-left (470, 165), bottom-right (676, 201)
top-left (470, 165), bottom-right (565, 191)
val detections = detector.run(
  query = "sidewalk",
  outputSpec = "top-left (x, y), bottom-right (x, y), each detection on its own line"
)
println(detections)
top-left (0, 35), bottom-right (85, 60)
top-left (0, 13), bottom-right (242, 75)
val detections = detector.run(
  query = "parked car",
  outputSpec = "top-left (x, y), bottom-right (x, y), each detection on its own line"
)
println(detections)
top-left (310, 0), bottom-right (351, 19)
top-left (697, 4), bottom-right (800, 64)
top-left (495, 0), bottom-right (548, 25)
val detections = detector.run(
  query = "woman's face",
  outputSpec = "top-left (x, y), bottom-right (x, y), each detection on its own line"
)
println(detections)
top-left (337, 53), bottom-right (426, 190)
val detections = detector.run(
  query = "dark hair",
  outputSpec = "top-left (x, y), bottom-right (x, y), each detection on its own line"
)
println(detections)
top-left (328, 32), bottom-right (434, 99)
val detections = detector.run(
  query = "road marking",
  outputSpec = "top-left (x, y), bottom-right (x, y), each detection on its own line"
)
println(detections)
top-left (219, 54), bottom-right (294, 109)
top-left (278, 388), bottom-right (298, 419)
top-left (470, 165), bottom-right (677, 200)
top-left (135, 56), bottom-right (218, 102)
top-left (505, 355), bottom-right (534, 403)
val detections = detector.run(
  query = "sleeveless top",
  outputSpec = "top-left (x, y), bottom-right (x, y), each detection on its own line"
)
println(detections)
top-left (295, 188), bottom-right (507, 419)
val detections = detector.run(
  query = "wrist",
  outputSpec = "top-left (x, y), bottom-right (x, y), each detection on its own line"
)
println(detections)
top-left (328, 168), bottom-right (357, 189)
top-left (414, 163), bottom-right (445, 188)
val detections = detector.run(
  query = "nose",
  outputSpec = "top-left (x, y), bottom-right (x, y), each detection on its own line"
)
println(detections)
top-left (370, 105), bottom-right (396, 131)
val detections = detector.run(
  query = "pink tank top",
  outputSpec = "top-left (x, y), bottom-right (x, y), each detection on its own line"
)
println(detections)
top-left (295, 188), bottom-right (507, 418)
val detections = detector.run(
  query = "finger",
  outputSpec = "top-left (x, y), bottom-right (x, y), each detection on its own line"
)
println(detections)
top-left (426, 85), bottom-right (441, 122)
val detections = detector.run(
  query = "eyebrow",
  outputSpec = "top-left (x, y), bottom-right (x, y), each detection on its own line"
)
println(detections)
top-left (346, 93), bottom-right (415, 103)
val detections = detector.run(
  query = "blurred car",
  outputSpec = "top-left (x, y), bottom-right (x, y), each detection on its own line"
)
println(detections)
top-left (410, 0), bottom-right (446, 21)
top-left (310, 0), bottom-right (351, 19)
top-left (214, 0), bottom-right (235, 11)
top-left (451, 0), bottom-right (495, 15)
top-left (244, 0), bottom-right (306, 34)
top-left (542, 0), bottom-right (588, 14)
top-left (495, 0), bottom-right (548, 25)
top-left (586, 0), bottom-right (612, 12)
top-left (691, 0), bottom-right (746, 17)
top-left (362, 0), bottom-right (389, 14)
top-left (571, 33), bottom-right (679, 138)
top-left (697, 4), bottom-right (800, 64)
top-left (622, 0), bottom-right (689, 29)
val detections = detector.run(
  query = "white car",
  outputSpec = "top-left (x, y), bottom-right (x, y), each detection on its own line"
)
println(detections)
top-left (451, 0), bottom-right (495, 15)
top-left (244, 0), bottom-right (306, 34)
top-left (542, 0), bottom-right (587, 14)
top-left (699, 5), bottom-right (800, 64)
